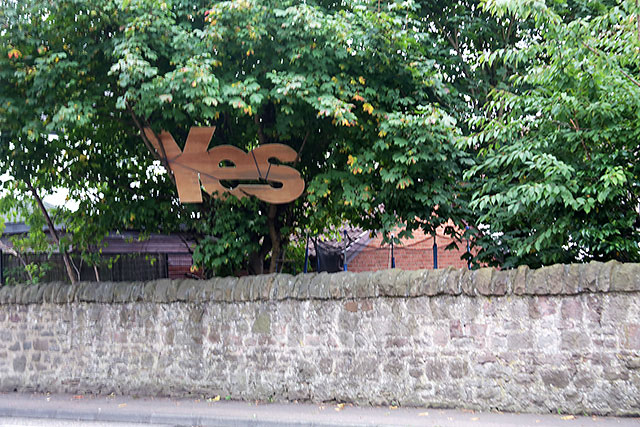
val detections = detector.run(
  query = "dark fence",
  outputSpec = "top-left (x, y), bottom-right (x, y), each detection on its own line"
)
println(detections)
top-left (0, 253), bottom-right (168, 285)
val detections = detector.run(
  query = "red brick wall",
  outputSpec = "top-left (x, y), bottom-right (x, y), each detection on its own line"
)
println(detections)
top-left (347, 226), bottom-right (470, 272)
top-left (167, 254), bottom-right (197, 279)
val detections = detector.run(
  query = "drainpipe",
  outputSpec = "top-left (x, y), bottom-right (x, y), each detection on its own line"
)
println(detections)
top-left (466, 226), bottom-right (471, 270)
top-left (433, 234), bottom-right (438, 270)
top-left (343, 230), bottom-right (348, 271)
top-left (304, 234), bottom-right (309, 273)
top-left (391, 234), bottom-right (395, 269)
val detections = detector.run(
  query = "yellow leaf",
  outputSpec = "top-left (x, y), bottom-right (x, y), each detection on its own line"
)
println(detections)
top-left (358, 76), bottom-right (365, 85)
top-left (8, 48), bottom-right (22, 59)
top-left (560, 415), bottom-right (575, 420)
top-left (208, 395), bottom-right (221, 402)
top-left (389, 405), bottom-right (398, 410)
top-left (363, 103), bottom-right (374, 114)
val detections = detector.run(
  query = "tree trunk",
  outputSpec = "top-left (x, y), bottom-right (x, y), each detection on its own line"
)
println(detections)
top-left (267, 204), bottom-right (281, 274)
top-left (25, 178), bottom-right (78, 284)
top-left (247, 236), bottom-right (272, 275)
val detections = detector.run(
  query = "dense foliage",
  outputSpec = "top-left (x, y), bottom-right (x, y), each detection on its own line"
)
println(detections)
top-left (1, 0), bottom-right (471, 277)
top-left (467, 0), bottom-right (640, 267)
top-left (1, 0), bottom-right (639, 278)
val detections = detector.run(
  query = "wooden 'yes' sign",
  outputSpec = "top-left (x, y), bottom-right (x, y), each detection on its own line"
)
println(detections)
top-left (144, 127), bottom-right (305, 204)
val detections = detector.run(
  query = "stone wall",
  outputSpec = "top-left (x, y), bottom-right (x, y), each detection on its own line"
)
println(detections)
top-left (0, 261), bottom-right (639, 415)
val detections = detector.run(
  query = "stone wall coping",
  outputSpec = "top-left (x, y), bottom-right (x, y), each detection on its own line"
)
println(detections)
top-left (0, 261), bottom-right (638, 305)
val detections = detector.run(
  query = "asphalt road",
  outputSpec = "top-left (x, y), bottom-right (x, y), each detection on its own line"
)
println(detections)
top-left (0, 392), bottom-right (638, 427)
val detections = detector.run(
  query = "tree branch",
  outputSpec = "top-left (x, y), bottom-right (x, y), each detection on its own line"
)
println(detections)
top-left (582, 41), bottom-right (640, 89)
top-left (25, 177), bottom-right (78, 284)
top-left (568, 118), bottom-right (591, 161)
top-left (434, 19), bottom-right (459, 52)
top-left (294, 130), bottom-right (310, 166)
top-left (0, 242), bottom-right (33, 282)
top-left (126, 102), bottom-right (176, 186)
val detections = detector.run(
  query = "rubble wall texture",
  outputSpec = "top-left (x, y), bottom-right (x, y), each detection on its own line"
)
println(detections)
top-left (0, 261), bottom-right (639, 415)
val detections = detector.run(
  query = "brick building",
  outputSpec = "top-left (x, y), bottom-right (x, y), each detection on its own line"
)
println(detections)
top-left (345, 225), bottom-right (470, 272)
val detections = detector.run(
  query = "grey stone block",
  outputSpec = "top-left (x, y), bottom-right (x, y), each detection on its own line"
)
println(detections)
top-left (513, 265), bottom-right (528, 295)
top-left (222, 278), bottom-right (236, 302)
top-left (474, 268), bottom-right (493, 296)
top-left (152, 279), bottom-right (172, 303)
top-left (26, 284), bottom-right (42, 304)
top-left (459, 269), bottom-right (474, 295)
top-left (540, 369), bottom-right (570, 389)
top-left (432, 268), bottom-right (450, 295)
top-left (0, 286), bottom-right (12, 304)
top-left (580, 261), bottom-right (600, 292)
top-left (199, 280), bottom-right (216, 302)
top-left (233, 277), bottom-right (249, 301)
top-left (95, 282), bottom-right (115, 303)
top-left (444, 267), bottom-right (462, 295)
top-left (598, 260), bottom-right (618, 292)
top-left (129, 282), bottom-right (145, 302)
top-left (526, 264), bottom-right (564, 295)
top-left (176, 280), bottom-right (192, 301)
top-left (79, 282), bottom-right (101, 302)
top-left (377, 269), bottom-right (404, 297)
top-left (252, 312), bottom-right (271, 334)
top-left (142, 281), bottom-right (156, 301)
top-left (113, 282), bottom-right (133, 303)
top-left (406, 270), bottom-right (428, 297)
top-left (308, 272), bottom-right (329, 299)
top-left (14, 285), bottom-right (27, 305)
top-left (562, 264), bottom-right (582, 294)
top-left (296, 274), bottom-right (314, 299)
top-left (7, 286), bottom-right (19, 304)
top-left (12, 355), bottom-right (26, 373)
top-left (393, 269), bottom-right (414, 297)
top-left (246, 275), bottom-right (259, 301)
top-left (165, 279), bottom-right (180, 301)
top-left (62, 284), bottom-right (78, 303)
top-left (211, 278), bottom-right (225, 301)
top-left (260, 275), bottom-right (277, 300)
top-left (419, 269), bottom-right (437, 296)
top-left (324, 272), bottom-right (343, 299)
top-left (52, 285), bottom-right (69, 304)
top-left (610, 263), bottom-right (640, 292)
top-left (43, 283), bottom-right (59, 303)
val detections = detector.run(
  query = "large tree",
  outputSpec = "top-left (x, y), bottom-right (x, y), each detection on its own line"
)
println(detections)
top-left (466, 0), bottom-right (640, 267)
top-left (0, 0), bottom-right (186, 282)
top-left (1, 0), bottom-right (471, 277)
